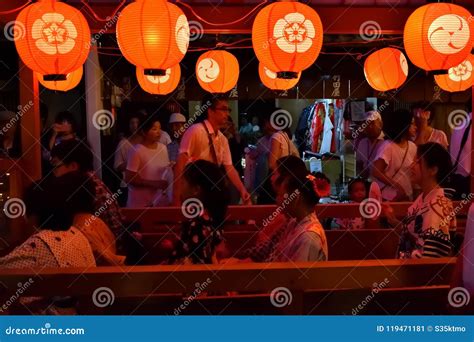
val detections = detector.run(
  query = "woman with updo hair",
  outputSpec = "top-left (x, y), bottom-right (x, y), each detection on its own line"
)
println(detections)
top-left (266, 167), bottom-right (329, 262)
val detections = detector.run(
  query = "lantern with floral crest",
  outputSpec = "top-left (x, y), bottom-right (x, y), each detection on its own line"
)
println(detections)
top-left (14, 0), bottom-right (91, 80)
top-left (435, 54), bottom-right (474, 92)
top-left (252, 2), bottom-right (323, 79)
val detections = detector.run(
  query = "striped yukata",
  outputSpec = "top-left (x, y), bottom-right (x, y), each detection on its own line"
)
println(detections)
top-left (398, 187), bottom-right (456, 259)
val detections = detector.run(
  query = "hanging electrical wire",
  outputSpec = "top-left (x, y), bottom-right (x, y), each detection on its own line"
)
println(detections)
top-left (176, 0), bottom-right (268, 26)
top-left (0, 1), bottom-right (32, 14)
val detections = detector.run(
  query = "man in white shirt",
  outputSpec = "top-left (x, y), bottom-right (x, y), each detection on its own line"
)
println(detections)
top-left (174, 95), bottom-right (251, 205)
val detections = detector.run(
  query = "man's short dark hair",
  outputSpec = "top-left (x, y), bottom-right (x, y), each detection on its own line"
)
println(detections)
top-left (50, 139), bottom-right (94, 172)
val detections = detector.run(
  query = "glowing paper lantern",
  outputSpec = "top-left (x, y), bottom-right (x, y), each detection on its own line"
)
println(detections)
top-left (14, 0), bottom-right (91, 79)
top-left (252, 2), bottom-right (323, 79)
top-left (404, 3), bottom-right (471, 71)
top-left (37, 66), bottom-right (83, 91)
top-left (435, 54), bottom-right (474, 92)
top-left (136, 64), bottom-right (181, 95)
top-left (258, 63), bottom-right (300, 90)
top-left (196, 51), bottom-right (239, 93)
top-left (364, 48), bottom-right (409, 92)
top-left (117, 0), bottom-right (189, 75)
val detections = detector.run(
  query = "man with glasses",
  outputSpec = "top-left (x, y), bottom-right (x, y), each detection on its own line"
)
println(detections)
top-left (174, 94), bottom-right (251, 205)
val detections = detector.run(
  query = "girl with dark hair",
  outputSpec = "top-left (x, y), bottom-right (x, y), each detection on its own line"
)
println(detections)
top-left (383, 143), bottom-right (457, 258)
top-left (266, 167), bottom-right (329, 262)
top-left (170, 160), bottom-right (230, 264)
top-left (126, 117), bottom-right (172, 207)
top-left (372, 109), bottom-right (417, 201)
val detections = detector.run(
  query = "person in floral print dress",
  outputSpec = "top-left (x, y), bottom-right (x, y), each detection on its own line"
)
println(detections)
top-left (170, 160), bottom-right (230, 264)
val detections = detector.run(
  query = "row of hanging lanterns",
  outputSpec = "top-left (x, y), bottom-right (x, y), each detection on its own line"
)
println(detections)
top-left (11, 0), bottom-right (474, 94)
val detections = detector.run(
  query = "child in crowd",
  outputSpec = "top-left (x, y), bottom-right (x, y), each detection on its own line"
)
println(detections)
top-left (383, 143), bottom-right (457, 258)
top-left (333, 178), bottom-right (368, 230)
top-left (170, 160), bottom-right (230, 264)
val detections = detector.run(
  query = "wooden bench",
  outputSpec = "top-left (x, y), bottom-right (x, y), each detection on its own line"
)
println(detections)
top-left (138, 229), bottom-right (402, 264)
top-left (0, 258), bottom-right (456, 315)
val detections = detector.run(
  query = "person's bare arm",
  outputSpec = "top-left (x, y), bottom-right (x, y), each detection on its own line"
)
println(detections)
top-left (173, 152), bottom-right (189, 205)
top-left (268, 138), bottom-right (279, 171)
top-left (224, 164), bottom-right (251, 205)
top-left (371, 159), bottom-right (406, 199)
top-left (125, 170), bottom-right (168, 189)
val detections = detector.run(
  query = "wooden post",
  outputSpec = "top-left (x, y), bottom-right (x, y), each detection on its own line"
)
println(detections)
top-left (471, 86), bottom-right (474, 195)
top-left (18, 62), bottom-right (41, 187)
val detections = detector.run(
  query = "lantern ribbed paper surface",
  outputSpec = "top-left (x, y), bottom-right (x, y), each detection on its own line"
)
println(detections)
top-left (259, 63), bottom-right (300, 90)
top-left (15, 0), bottom-right (91, 78)
top-left (117, 0), bottom-right (189, 74)
top-left (404, 3), bottom-right (471, 71)
top-left (136, 64), bottom-right (181, 95)
top-left (252, 2), bottom-right (323, 78)
top-left (364, 48), bottom-right (409, 92)
top-left (435, 54), bottom-right (474, 92)
top-left (196, 51), bottom-right (239, 93)
top-left (37, 66), bottom-right (83, 91)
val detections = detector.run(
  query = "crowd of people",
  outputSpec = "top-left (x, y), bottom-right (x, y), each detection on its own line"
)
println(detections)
top-left (0, 94), bottom-right (472, 313)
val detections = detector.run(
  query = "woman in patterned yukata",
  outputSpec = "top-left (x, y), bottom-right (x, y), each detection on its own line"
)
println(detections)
top-left (170, 160), bottom-right (230, 264)
top-left (266, 167), bottom-right (329, 262)
top-left (383, 143), bottom-right (456, 258)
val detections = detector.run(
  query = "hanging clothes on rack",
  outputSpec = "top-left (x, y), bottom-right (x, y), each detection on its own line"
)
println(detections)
top-left (295, 104), bottom-right (314, 154)
top-left (310, 102), bottom-right (326, 153)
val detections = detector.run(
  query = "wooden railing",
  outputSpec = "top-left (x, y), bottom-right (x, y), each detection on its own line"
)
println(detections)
top-left (0, 258), bottom-right (456, 315)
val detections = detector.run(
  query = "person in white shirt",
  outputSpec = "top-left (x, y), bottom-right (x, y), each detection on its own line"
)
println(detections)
top-left (372, 109), bottom-right (417, 201)
top-left (412, 102), bottom-right (449, 149)
top-left (355, 110), bottom-right (384, 179)
top-left (114, 112), bottom-right (143, 204)
top-left (167, 113), bottom-right (187, 163)
top-left (125, 117), bottom-right (171, 208)
top-left (268, 109), bottom-right (299, 171)
top-left (174, 95), bottom-right (251, 205)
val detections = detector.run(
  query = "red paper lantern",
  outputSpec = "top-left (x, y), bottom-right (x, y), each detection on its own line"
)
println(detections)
top-left (435, 54), bottom-right (474, 92)
top-left (404, 3), bottom-right (471, 71)
top-left (252, 2), bottom-right (323, 78)
top-left (196, 51), bottom-right (239, 94)
top-left (364, 48), bottom-right (409, 92)
top-left (136, 64), bottom-right (181, 95)
top-left (37, 66), bottom-right (83, 91)
top-left (14, 0), bottom-right (91, 79)
top-left (259, 63), bottom-right (300, 90)
top-left (117, 0), bottom-right (189, 75)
